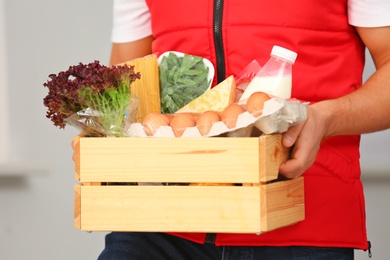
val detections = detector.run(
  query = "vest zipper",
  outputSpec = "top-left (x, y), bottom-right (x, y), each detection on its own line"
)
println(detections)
top-left (213, 0), bottom-right (226, 83)
top-left (367, 240), bottom-right (372, 258)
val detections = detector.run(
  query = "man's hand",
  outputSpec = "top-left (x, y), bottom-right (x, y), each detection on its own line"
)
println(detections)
top-left (279, 102), bottom-right (330, 178)
top-left (279, 26), bottom-right (390, 178)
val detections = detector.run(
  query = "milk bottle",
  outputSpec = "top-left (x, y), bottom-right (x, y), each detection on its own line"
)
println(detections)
top-left (240, 45), bottom-right (297, 100)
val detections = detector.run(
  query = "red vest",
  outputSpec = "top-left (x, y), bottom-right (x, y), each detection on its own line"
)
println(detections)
top-left (146, 0), bottom-right (368, 250)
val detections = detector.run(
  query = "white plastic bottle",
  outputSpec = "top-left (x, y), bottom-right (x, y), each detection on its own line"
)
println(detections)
top-left (239, 45), bottom-right (297, 101)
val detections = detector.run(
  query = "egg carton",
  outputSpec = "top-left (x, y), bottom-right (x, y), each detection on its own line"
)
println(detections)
top-left (127, 98), bottom-right (307, 138)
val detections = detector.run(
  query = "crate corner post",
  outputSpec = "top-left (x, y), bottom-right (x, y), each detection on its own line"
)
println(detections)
top-left (258, 134), bottom-right (289, 182)
top-left (74, 184), bottom-right (81, 230)
top-left (73, 136), bottom-right (81, 181)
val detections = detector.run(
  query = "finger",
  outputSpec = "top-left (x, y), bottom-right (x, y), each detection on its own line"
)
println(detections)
top-left (279, 157), bottom-right (305, 179)
top-left (282, 122), bottom-right (304, 147)
top-left (279, 144), bottom-right (305, 178)
top-left (279, 140), bottom-right (317, 178)
top-left (279, 137), bottom-right (309, 178)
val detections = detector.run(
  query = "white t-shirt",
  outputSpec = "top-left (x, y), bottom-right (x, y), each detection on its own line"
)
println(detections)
top-left (111, 0), bottom-right (390, 43)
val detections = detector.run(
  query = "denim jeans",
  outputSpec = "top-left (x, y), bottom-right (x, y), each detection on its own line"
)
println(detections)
top-left (97, 232), bottom-right (354, 260)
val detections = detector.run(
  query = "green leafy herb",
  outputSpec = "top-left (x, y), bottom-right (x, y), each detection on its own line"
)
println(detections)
top-left (159, 53), bottom-right (210, 113)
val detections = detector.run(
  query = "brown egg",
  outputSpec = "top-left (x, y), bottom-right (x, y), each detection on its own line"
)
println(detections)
top-left (164, 114), bottom-right (175, 122)
top-left (196, 111), bottom-right (221, 136)
top-left (245, 91), bottom-right (270, 117)
top-left (170, 113), bottom-right (196, 137)
top-left (221, 103), bottom-right (246, 129)
top-left (142, 113), bottom-right (171, 136)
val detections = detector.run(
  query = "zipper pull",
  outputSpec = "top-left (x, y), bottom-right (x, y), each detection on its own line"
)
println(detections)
top-left (367, 240), bottom-right (372, 258)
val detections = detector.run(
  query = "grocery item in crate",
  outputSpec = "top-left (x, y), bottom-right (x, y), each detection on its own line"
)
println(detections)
top-left (43, 60), bottom-right (141, 137)
top-left (158, 51), bottom-right (214, 114)
top-left (234, 59), bottom-right (262, 102)
top-left (176, 75), bottom-right (236, 114)
top-left (240, 45), bottom-right (298, 101)
top-left (127, 96), bottom-right (307, 138)
top-left (119, 54), bottom-right (161, 123)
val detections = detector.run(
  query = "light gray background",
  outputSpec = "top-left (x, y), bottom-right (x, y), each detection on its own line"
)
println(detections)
top-left (0, 1), bottom-right (389, 259)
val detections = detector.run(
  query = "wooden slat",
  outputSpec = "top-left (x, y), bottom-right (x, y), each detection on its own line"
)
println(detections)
top-left (76, 135), bottom-right (287, 183)
top-left (79, 185), bottom-right (262, 233)
top-left (260, 177), bottom-right (305, 232)
top-left (77, 178), bottom-right (304, 233)
top-left (78, 137), bottom-right (258, 183)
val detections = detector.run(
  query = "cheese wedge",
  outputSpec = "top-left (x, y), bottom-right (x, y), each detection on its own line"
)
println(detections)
top-left (177, 75), bottom-right (236, 113)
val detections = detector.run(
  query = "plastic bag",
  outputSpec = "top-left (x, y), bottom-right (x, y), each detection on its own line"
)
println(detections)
top-left (234, 60), bottom-right (262, 102)
top-left (64, 97), bottom-right (139, 137)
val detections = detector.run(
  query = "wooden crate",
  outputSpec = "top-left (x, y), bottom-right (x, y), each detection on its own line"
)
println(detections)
top-left (73, 134), bottom-right (304, 234)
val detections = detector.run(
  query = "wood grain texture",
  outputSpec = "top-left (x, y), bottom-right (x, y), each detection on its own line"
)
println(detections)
top-left (259, 134), bottom-right (289, 182)
top-left (75, 135), bottom-right (288, 183)
top-left (77, 178), bottom-right (304, 233)
top-left (260, 177), bottom-right (305, 232)
top-left (73, 136), bottom-right (80, 181)
top-left (74, 184), bottom-right (81, 229)
top-left (79, 185), bottom-right (262, 233)
top-left (73, 134), bottom-right (304, 233)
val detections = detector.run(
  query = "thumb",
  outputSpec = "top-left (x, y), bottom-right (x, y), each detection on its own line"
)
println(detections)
top-left (282, 122), bottom-right (304, 147)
